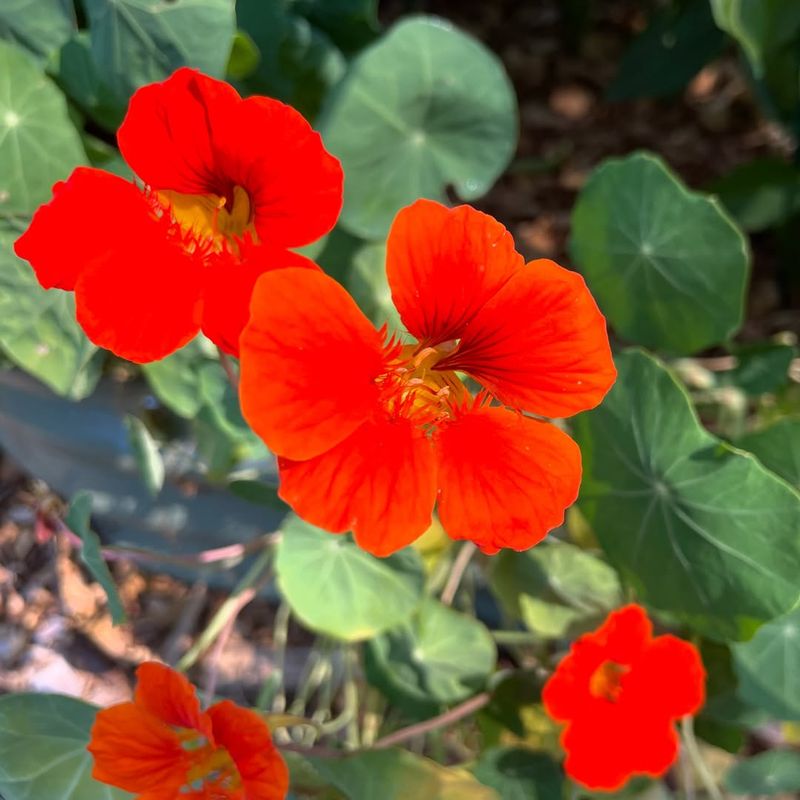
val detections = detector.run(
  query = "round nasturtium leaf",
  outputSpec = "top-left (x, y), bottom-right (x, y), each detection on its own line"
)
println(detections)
top-left (0, 0), bottom-right (76, 63)
top-left (0, 693), bottom-right (132, 800)
top-left (0, 225), bottom-right (102, 400)
top-left (275, 515), bottom-right (426, 641)
top-left (472, 748), bottom-right (563, 800)
top-left (573, 349), bottom-right (800, 641)
top-left (0, 40), bottom-right (86, 216)
top-left (725, 749), bottom-right (800, 796)
top-left (732, 606), bottom-right (800, 721)
top-left (569, 151), bottom-right (750, 355)
top-left (364, 598), bottom-right (496, 715)
top-left (319, 15), bottom-right (517, 239)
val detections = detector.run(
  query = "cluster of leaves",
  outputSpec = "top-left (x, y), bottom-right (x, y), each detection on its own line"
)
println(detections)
top-left (1, 1), bottom-right (800, 799)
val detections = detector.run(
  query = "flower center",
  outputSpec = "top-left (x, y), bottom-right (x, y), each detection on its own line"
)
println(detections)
top-left (176, 730), bottom-right (243, 797)
top-left (589, 660), bottom-right (630, 703)
top-left (378, 342), bottom-right (469, 426)
top-left (156, 185), bottom-right (256, 254)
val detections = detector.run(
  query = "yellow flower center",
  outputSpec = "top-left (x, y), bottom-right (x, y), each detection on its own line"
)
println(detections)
top-left (379, 342), bottom-right (469, 425)
top-left (176, 730), bottom-right (243, 797)
top-left (589, 660), bottom-right (629, 703)
top-left (158, 185), bottom-right (256, 253)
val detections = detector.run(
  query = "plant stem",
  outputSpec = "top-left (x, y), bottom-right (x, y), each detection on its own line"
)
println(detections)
top-left (440, 541), bottom-right (477, 606)
top-left (491, 629), bottom-right (541, 646)
top-left (372, 691), bottom-right (490, 749)
top-left (681, 716), bottom-right (723, 800)
top-left (176, 546), bottom-right (272, 672)
top-left (259, 600), bottom-right (291, 712)
top-left (218, 347), bottom-right (239, 391)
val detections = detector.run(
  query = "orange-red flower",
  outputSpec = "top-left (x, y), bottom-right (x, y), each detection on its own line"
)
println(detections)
top-left (239, 199), bottom-right (616, 556)
top-left (14, 68), bottom-right (342, 363)
top-left (542, 604), bottom-right (706, 791)
top-left (88, 662), bottom-right (288, 800)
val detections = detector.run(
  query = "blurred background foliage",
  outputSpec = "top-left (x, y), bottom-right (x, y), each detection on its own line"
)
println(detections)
top-left (1, 1), bottom-right (800, 798)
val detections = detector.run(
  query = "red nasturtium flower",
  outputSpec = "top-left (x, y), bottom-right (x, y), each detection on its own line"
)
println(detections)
top-left (88, 662), bottom-right (288, 799)
top-left (14, 68), bottom-right (342, 363)
top-left (542, 604), bottom-right (706, 791)
top-left (239, 199), bottom-right (616, 556)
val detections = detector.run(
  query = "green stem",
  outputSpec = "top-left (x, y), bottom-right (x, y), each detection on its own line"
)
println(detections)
top-left (176, 547), bottom-right (272, 672)
top-left (491, 629), bottom-right (541, 646)
top-left (681, 716), bottom-right (723, 800)
top-left (257, 599), bottom-right (291, 712)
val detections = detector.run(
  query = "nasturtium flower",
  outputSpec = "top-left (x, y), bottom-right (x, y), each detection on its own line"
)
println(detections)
top-left (542, 604), bottom-right (706, 791)
top-left (14, 68), bottom-right (342, 362)
top-left (239, 199), bottom-right (616, 556)
top-left (88, 662), bottom-right (288, 800)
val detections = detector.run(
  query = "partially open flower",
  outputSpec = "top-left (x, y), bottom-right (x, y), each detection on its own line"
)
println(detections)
top-left (88, 662), bottom-right (288, 800)
top-left (239, 199), bottom-right (616, 556)
top-left (15, 68), bottom-right (342, 362)
top-left (542, 604), bottom-right (706, 791)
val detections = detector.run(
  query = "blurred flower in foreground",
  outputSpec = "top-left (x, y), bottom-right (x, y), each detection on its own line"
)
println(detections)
top-left (542, 604), bottom-right (705, 791)
top-left (88, 662), bottom-right (288, 799)
top-left (240, 199), bottom-right (616, 556)
top-left (15, 68), bottom-right (341, 362)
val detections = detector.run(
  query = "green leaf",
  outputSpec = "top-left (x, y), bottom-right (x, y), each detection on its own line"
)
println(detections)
top-left (710, 157), bottom-right (800, 232)
top-left (319, 15), bottom-right (517, 239)
top-left (346, 242), bottom-right (403, 332)
top-left (489, 539), bottom-right (621, 639)
top-left (607, 0), bottom-right (725, 101)
top-left (570, 152), bottom-right (750, 355)
top-left (0, 693), bottom-right (132, 800)
top-left (309, 749), bottom-right (498, 800)
top-left (737, 418), bottom-right (800, 488)
top-left (472, 748), bottom-right (563, 800)
top-left (226, 29), bottom-right (260, 80)
top-left (725, 749), bottom-right (800, 795)
top-left (364, 598), bottom-right (496, 714)
top-left (83, 0), bottom-right (236, 105)
top-left (0, 0), bottom-right (76, 63)
top-left (733, 606), bottom-right (800, 719)
top-left (275, 515), bottom-right (425, 641)
top-left (65, 491), bottom-right (126, 624)
top-left (292, 0), bottom-right (379, 53)
top-left (227, 479), bottom-right (288, 511)
top-left (142, 337), bottom-right (215, 418)
top-left (123, 415), bottom-right (165, 496)
top-left (0, 224), bottom-right (102, 400)
top-left (236, 0), bottom-right (346, 120)
top-left (0, 41), bottom-right (86, 216)
top-left (50, 32), bottom-right (126, 132)
top-left (720, 342), bottom-right (796, 396)
top-left (572, 349), bottom-right (800, 640)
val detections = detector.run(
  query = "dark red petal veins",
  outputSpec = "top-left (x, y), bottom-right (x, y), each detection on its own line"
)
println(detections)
top-left (386, 199), bottom-right (523, 345)
top-left (437, 259), bottom-right (616, 418)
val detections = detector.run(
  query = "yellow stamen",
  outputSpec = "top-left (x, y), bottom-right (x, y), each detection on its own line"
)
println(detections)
top-left (589, 660), bottom-right (629, 702)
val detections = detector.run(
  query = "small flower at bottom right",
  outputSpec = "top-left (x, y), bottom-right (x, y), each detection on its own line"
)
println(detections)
top-left (542, 604), bottom-right (706, 791)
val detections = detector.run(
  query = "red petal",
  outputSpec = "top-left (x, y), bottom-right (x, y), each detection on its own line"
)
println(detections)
top-left (117, 68), bottom-right (239, 196)
top-left (386, 200), bottom-right (523, 345)
top-left (88, 702), bottom-right (188, 794)
top-left (630, 634), bottom-right (706, 719)
top-left (134, 663), bottom-right (211, 737)
top-left (118, 68), bottom-right (342, 249)
top-left (240, 268), bottom-right (387, 461)
top-left (436, 406), bottom-right (581, 553)
top-left (14, 167), bottom-right (153, 290)
top-left (212, 95), bottom-right (343, 248)
top-left (74, 230), bottom-right (202, 363)
top-left (201, 239), bottom-right (320, 357)
top-left (208, 700), bottom-right (289, 800)
top-left (437, 260), bottom-right (616, 418)
top-left (562, 709), bottom-right (679, 791)
top-left (278, 415), bottom-right (438, 556)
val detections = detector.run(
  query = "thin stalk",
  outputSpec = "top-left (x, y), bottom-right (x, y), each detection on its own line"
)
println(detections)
top-left (681, 716), bottom-right (723, 800)
top-left (440, 542), bottom-right (477, 606)
top-left (259, 600), bottom-right (291, 713)
top-left (176, 547), bottom-right (272, 672)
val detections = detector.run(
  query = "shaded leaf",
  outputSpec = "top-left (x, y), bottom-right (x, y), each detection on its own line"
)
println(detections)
top-left (123, 415), bottom-right (164, 496)
top-left (0, 0), bottom-right (76, 63)
top-left (725, 749), bottom-right (800, 795)
top-left (65, 491), bottom-right (126, 624)
top-left (737, 417), bottom-right (800, 488)
top-left (472, 748), bottom-right (563, 800)
top-left (573, 349), bottom-right (800, 640)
